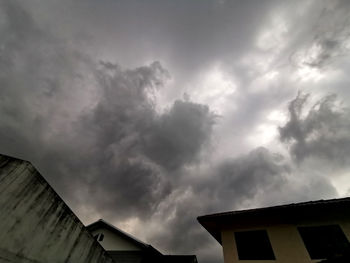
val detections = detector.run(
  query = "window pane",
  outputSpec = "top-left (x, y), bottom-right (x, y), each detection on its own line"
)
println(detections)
top-left (298, 225), bottom-right (350, 259)
top-left (234, 230), bottom-right (275, 260)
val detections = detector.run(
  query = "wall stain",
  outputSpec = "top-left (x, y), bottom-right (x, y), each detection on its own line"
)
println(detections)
top-left (0, 154), bottom-right (115, 263)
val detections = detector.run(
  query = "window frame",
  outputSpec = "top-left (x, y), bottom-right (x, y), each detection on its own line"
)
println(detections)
top-left (297, 224), bottom-right (350, 260)
top-left (98, 233), bottom-right (104, 241)
top-left (234, 229), bottom-right (276, 260)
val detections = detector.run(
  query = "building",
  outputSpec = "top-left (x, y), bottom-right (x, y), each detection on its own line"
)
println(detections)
top-left (87, 219), bottom-right (163, 263)
top-left (0, 153), bottom-right (198, 263)
top-left (87, 219), bottom-right (198, 263)
top-left (0, 154), bottom-right (115, 263)
top-left (198, 198), bottom-right (350, 263)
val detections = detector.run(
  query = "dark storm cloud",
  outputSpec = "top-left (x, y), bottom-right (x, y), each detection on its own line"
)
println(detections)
top-left (148, 144), bottom-right (335, 263)
top-left (147, 110), bottom-right (337, 262)
top-left (143, 100), bottom-right (215, 171)
top-left (208, 148), bottom-right (289, 205)
top-left (0, 0), bottom-right (97, 195)
top-left (0, 1), bottom-right (349, 263)
top-left (147, 147), bottom-right (291, 263)
top-left (75, 61), bottom-right (216, 218)
top-left (0, 0), bottom-right (217, 220)
top-left (83, 60), bottom-right (167, 151)
top-left (22, 0), bottom-right (283, 89)
top-left (90, 158), bottom-right (171, 219)
top-left (280, 92), bottom-right (350, 167)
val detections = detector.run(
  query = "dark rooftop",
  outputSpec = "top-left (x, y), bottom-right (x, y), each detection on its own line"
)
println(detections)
top-left (107, 252), bottom-right (198, 263)
top-left (162, 255), bottom-right (198, 263)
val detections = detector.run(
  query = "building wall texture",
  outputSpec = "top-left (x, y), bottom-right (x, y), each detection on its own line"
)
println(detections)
top-left (0, 154), bottom-right (115, 263)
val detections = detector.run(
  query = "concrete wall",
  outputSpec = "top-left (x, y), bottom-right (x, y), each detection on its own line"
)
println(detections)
top-left (0, 154), bottom-right (115, 263)
top-left (221, 219), bottom-right (350, 263)
top-left (90, 227), bottom-right (142, 251)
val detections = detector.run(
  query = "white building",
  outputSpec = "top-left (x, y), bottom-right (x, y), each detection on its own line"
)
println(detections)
top-left (87, 219), bottom-right (198, 263)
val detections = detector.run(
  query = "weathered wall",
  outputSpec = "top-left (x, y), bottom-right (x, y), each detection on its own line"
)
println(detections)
top-left (0, 154), bottom-right (115, 263)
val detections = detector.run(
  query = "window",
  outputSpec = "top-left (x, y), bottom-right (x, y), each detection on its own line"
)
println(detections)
top-left (298, 225), bottom-right (350, 260)
top-left (234, 230), bottom-right (275, 260)
top-left (94, 233), bottom-right (105, 242)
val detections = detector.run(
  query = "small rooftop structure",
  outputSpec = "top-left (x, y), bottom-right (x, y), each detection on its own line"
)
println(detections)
top-left (87, 219), bottom-right (157, 252)
top-left (87, 219), bottom-right (197, 263)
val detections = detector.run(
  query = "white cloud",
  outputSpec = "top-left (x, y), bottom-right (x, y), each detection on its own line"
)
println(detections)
top-left (188, 64), bottom-right (237, 114)
top-left (256, 13), bottom-right (288, 52)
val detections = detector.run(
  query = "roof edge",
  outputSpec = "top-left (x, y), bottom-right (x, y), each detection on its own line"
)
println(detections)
top-left (197, 196), bottom-right (350, 220)
top-left (86, 219), bottom-right (161, 254)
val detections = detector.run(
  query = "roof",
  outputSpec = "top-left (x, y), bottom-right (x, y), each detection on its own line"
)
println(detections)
top-left (107, 251), bottom-right (144, 263)
top-left (162, 255), bottom-right (198, 263)
top-left (106, 252), bottom-right (198, 263)
top-left (86, 219), bottom-right (161, 254)
top-left (198, 197), bottom-right (350, 244)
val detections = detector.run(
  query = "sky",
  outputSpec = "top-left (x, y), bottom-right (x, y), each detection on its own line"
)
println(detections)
top-left (1, 0), bottom-right (350, 262)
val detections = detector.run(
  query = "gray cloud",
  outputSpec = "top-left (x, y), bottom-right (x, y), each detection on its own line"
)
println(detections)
top-left (147, 132), bottom-right (337, 263)
top-left (147, 147), bottom-right (290, 262)
top-left (0, 0), bottom-right (217, 221)
top-left (280, 92), bottom-right (350, 168)
top-left (289, 1), bottom-right (350, 70)
top-left (143, 100), bottom-right (215, 171)
top-left (75, 63), bottom-right (216, 218)
top-left (211, 148), bottom-right (289, 205)
top-left (0, 1), bottom-right (349, 263)
top-left (148, 145), bottom-right (336, 263)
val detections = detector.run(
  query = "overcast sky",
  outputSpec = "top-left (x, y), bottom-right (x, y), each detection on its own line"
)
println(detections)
top-left (1, 1), bottom-right (350, 262)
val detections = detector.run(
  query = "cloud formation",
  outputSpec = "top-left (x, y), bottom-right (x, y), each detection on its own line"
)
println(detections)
top-left (143, 100), bottom-right (215, 171)
top-left (0, 1), bottom-right (350, 263)
top-left (280, 92), bottom-right (350, 167)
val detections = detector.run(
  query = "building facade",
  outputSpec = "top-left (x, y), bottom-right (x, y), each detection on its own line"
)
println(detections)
top-left (198, 198), bottom-right (350, 263)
